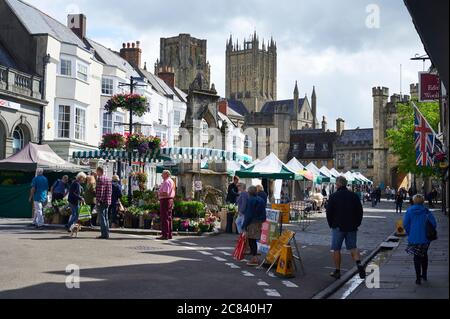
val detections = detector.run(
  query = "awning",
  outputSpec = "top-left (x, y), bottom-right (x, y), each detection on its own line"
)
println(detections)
top-left (235, 153), bottom-right (303, 180)
top-left (72, 149), bottom-right (169, 163)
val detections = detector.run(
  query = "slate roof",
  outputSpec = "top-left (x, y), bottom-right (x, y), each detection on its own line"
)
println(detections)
top-left (226, 99), bottom-right (248, 116)
top-left (260, 98), bottom-right (306, 116)
top-left (337, 128), bottom-right (373, 145)
top-left (140, 69), bottom-right (187, 103)
top-left (0, 42), bottom-right (17, 68)
top-left (5, 0), bottom-right (88, 50)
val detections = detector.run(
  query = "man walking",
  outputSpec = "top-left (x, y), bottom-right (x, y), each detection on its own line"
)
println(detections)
top-left (50, 175), bottom-right (69, 203)
top-left (226, 176), bottom-right (240, 204)
top-left (158, 170), bottom-right (175, 240)
top-left (28, 168), bottom-right (49, 230)
top-left (326, 176), bottom-right (366, 280)
top-left (95, 167), bottom-right (112, 239)
top-left (235, 183), bottom-right (248, 234)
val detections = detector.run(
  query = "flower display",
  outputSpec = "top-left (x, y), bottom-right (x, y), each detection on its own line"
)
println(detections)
top-left (99, 133), bottom-right (126, 150)
top-left (126, 133), bottom-right (161, 154)
top-left (105, 93), bottom-right (149, 117)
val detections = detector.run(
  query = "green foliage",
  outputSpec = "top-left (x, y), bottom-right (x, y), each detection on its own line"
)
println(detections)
top-left (173, 201), bottom-right (206, 219)
top-left (120, 195), bottom-right (130, 208)
top-left (127, 206), bottom-right (144, 217)
top-left (44, 207), bottom-right (55, 218)
top-left (387, 99), bottom-right (440, 177)
top-left (53, 199), bottom-right (68, 208)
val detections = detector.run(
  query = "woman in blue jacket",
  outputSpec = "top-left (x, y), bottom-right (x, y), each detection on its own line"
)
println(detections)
top-left (403, 194), bottom-right (437, 285)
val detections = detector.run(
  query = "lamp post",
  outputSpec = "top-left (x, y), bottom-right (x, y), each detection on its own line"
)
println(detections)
top-left (118, 76), bottom-right (147, 204)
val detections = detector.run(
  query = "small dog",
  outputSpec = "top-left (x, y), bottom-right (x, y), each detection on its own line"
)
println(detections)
top-left (70, 223), bottom-right (81, 238)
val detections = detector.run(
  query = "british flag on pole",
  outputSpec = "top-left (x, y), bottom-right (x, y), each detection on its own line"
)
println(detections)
top-left (414, 104), bottom-right (436, 167)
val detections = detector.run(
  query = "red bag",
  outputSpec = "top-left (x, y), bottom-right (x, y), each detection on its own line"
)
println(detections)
top-left (233, 233), bottom-right (247, 261)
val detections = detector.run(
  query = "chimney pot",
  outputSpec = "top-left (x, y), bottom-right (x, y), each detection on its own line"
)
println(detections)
top-left (132, 42), bottom-right (135, 48)
top-left (127, 43), bottom-right (130, 48)
top-left (122, 43), bottom-right (126, 48)
top-left (136, 41), bottom-right (140, 48)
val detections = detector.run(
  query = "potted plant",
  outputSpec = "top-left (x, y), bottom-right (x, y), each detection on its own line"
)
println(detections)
top-left (99, 133), bottom-right (126, 150)
top-left (44, 206), bottom-right (55, 225)
top-left (105, 93), bottom-right (149, 117)
top-left (128, 206), bottom-right (143, 229)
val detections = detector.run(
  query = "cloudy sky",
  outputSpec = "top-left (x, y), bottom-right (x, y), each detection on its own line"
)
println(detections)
top-left (27, 0), bottom-right (429, 129)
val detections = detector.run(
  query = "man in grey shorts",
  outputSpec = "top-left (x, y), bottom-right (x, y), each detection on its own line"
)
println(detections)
top-left (326, 176), bottom-right (366, 280)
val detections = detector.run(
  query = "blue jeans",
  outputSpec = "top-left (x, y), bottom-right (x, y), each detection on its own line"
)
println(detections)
top-left (235, 214), bottom-right (245, 234)
top-left (98, 204), bottom-right (110, 238)
top-left (331, 228), bottom-right (358, 251)
top-left (396, 203), bottom-right (403, 214)
top-left (67, 203), bottom-right (79, 228)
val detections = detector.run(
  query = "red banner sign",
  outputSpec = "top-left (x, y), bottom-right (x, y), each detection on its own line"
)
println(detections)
top-left (419, 72), bottom-right (440, 102)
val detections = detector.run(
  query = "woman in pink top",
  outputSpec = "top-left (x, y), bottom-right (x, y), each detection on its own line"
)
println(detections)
top-left (158, 170), bottom-right (175, 240)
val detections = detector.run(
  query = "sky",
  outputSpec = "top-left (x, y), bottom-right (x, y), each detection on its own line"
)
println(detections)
top-left (26, 0), bottom-right (430, 130)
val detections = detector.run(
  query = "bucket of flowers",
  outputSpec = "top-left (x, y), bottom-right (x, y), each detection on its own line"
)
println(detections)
top-left (43, 206), bottom-right (55, 224)
top-left (105, 93), bottom-right (149, 117)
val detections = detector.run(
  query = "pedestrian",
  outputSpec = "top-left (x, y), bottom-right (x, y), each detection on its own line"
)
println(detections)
top-left (28, 168), bottom-right (49, 229)
top-left (385, 186), bottom-right (391, 200)
top-left (370, 188), bottom-right (377, 207)
top-left (226, 176), bottom-right (240, 204)
top-left (95, 167), bottom-right (112, 240)
top-left (326, 176), bottom-right (366, 280)
top-left (256, 185), bottom-right (268, 204)
top-left (109, 175), bottom-right (122, 229)
top-left (242, 186), bottom-right (267, 266)
top-left (395, 189), bottom-right (404, 214)
top-left (376, 187), bottom-right (381, 204)
top-left (404, 194), bottom-right (437, 285)
top-left (50, 175), bottom-right (69, 203)
top-left (66, 172), bottom-right (86, 231)
top-left (157, 170), bottom-right (175, 240)
top-left (322, 187), bottom-right (327, 198)
top-left (235, 183), bottom-right (248, 234)
top-left (84, 175), bottom-right (97, 226)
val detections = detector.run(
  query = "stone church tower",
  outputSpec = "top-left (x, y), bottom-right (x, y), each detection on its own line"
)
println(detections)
top-left (155, 34), bottom-right (211, 93)
top-left (225, 32), bottom-right (277, 113)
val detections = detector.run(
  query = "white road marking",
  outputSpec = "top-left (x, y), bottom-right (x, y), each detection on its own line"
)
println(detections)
top-left (183, 246), bottom-right (196, 250)
top-left (282, 280), bottom-right (299, 288)
top-left (225, 263), bottom-right (241, 269)
top-left (181, 242), bottom-right (198, 246)
top-left (363, 216), bottom-right (387, 219)
top-left (220, 251), bottom-right (232, 256)
top-left (257, 280), bottom-right (270, 286)
top-left (199, 251), bottom-right (213, 256)
top-left (216, 247), bottom-right (235, 250)
top-left (302, 246), bottom-right (307, 249)
top-left (213, 256), bottom-right (227, 262)
top-left (264, 289), bottom-right (281, 297)
top-left (268, 272), bottom-right (276, 278)
top-left (241, 271), bottom-right (255, 277)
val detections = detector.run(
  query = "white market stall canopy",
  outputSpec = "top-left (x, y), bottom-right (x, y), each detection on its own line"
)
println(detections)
top-left (286, 158), bottom-right (305, 172)
top-left (319, 166), bottom-right (336, 183)
top-left (235, 153), bottom-right (302, 180)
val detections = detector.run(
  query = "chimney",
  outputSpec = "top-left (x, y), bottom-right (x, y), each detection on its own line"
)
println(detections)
top-left (322, 116), bottom-right (328, 131)
top-left (336, 118), bottom-right (345, 135)
top-left (68, 14), bottom-right (87, 39)
top-left (120, 41), bottom-right (142, 69)
top-left (157, 65), bottom-right (175, 87)
top-left (218, 100), bottom-right (228, 115)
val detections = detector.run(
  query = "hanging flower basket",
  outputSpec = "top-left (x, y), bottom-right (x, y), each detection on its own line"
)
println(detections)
top-left (126, 133), bottom-right (162, 154)
top-left (100, 133), bottom-right (126, 150)
top-left (105, 93), bottom-right (149, 117)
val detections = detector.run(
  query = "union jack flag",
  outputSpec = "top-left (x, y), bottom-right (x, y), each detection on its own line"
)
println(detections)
top-left (414, 105), bottom-right (436, 167)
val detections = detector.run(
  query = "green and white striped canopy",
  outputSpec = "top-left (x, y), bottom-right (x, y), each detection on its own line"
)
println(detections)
top-left (72, 147), bottom-right (252, 163)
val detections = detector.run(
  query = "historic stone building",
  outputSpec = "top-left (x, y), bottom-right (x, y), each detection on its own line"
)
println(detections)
top-left (335, 123), bottom-right (374, 182)
top-left (372, 85), bottom-right (417, 189)
top-left (155, 34), bottom-right (211, 93)
top-left (226, 32), bottom-right (277, 113)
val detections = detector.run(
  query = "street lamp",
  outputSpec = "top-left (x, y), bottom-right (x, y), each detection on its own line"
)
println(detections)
top-left (118, 76), bottom-right (148, 204)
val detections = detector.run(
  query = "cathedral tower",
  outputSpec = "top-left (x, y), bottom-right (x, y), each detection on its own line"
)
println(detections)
top-left (225, 32), bottom-right (277, 112)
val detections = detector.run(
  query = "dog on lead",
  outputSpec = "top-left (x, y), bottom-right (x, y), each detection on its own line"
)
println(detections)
top-left (69, 223), bottom-right (81, 238)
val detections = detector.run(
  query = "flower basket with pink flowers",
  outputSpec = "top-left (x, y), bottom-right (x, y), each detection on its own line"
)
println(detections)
top-left (105, 93), bottom-right (149, 117)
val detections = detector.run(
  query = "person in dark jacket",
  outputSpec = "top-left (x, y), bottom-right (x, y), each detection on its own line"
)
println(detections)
top-left (66, 172), bottom-right (86, 230)
top-left (109, 175), bottom-right (122, 228)
top-left (226, 176), bottom-right (240, 204)
top-left (242, 186), bottom-right (267, 266)
top-left (395, 190), bottom-right (404, 214)
top-left (256, 185), bottom-right (268, 204)
top-left (326, 176), bottom-right (365, 280)
top-left (404, 194), bottom-right (437, 285)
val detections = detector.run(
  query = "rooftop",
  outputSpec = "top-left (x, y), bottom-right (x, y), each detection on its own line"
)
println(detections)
top-left (337, 128), bottom-right (373, 145)
top-left (260, 98), bottom-right (306, 116)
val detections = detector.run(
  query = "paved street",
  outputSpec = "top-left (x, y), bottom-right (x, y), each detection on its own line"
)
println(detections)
top-left (0, 200), bottom-right (444, 299)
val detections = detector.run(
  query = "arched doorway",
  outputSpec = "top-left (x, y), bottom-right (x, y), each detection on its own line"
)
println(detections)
top-left (12, 124), bottom-right (31, 155)
top-left (0, 120), bottom-right (6, 159)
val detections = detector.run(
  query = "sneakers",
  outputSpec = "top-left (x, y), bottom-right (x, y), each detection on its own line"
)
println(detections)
top-left (330, 270), bottom-right (341, 279)
top-left (416, 278), bottom-right (422, 285)
top-left (358, 265), bottom-right (366, 279)
top-left (247, 258), bottom-right (259, 266)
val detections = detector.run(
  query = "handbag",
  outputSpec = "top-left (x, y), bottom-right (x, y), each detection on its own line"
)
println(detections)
top-left (233, 233), bottom-right (247, 261)
top-left (78, 205), bottom-right (92, 222)
top-left (425, 213), bottom-right (437, 241)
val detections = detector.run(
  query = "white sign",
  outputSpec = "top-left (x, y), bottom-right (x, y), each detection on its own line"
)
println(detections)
top-left (0, 99), bottom-right (20, 111)
top-left (194, 180), bottom-right (203, 191)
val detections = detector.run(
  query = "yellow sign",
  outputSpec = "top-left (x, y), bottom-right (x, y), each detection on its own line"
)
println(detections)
top-left (265, 230), bottom-right (295, 265)
top-left (396, 219), bottom-right (406, 237)
top-left (276, 245), bottom-right (295, 278)
top-left (271, 204), bottom-right (290, 224)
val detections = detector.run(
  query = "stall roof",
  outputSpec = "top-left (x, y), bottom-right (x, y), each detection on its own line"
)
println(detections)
top-left (0, 143), bottom-right (88, 172)
top-left (235, 153), bottom-right (302, 180)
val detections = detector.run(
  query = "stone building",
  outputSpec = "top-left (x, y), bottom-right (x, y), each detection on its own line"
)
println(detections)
top-left (335, 123), bottom-right (374, 182)
top-left (372, 85), bottom-right (415, 189)
top-left (0, 43), bottom-right (46, 159)
top-left (226, 32), bottom-right (277, 113)
top-left (155, 34), bottom-right (211, 93)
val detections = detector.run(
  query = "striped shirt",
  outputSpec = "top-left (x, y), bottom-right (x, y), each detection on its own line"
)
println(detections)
top-left (96, 175), bottom-right (112, 205)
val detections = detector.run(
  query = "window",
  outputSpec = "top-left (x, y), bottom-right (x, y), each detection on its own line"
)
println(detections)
top-left (158, 104), bottom-right (164, 121)
top-left (103, 113), bottom-right (124, 135)
top-left (233, 136), bottom-right (237, 151)
top-left (58, 105), bottom-right (71, 138)
top-left (77, 63), bottom-right (88, 81)
top-left (306, 143), bottom-right (315, 151)
top-left (293, 143), bottom-right (300, 151)
top-left (102, 77), bottom-right (114, 95)
top-left (174, 110), bottom-right (181, 126)
top-left (12, 127), bottom-right (24, 154)
top-left (351, 153), bottom-right (360, 168)
top-left (337, 154), bottom-right (345, 168)
top-left (75, 108), bottom-right (86, 141)
top-left (60, 59), bottom-right (71, 76)
top-left (102, 113), bottom-right (113, 135)
top-left (367, 152), bottom-right (374, 168)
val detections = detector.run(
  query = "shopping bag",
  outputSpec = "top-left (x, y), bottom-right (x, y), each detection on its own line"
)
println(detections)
top-left (233, 233), bottom-right (247, 261)
top-left (78, 205), bottom-right (92, 222)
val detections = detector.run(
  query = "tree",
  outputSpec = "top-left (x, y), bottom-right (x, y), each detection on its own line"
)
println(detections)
top-left (387, 99), bottom-right (440, 178)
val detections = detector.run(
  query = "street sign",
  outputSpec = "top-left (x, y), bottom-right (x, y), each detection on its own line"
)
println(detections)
top-left (419, 72), bottom-right (440, 102)
top-left (194, 180), bottom-right (203, 191)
